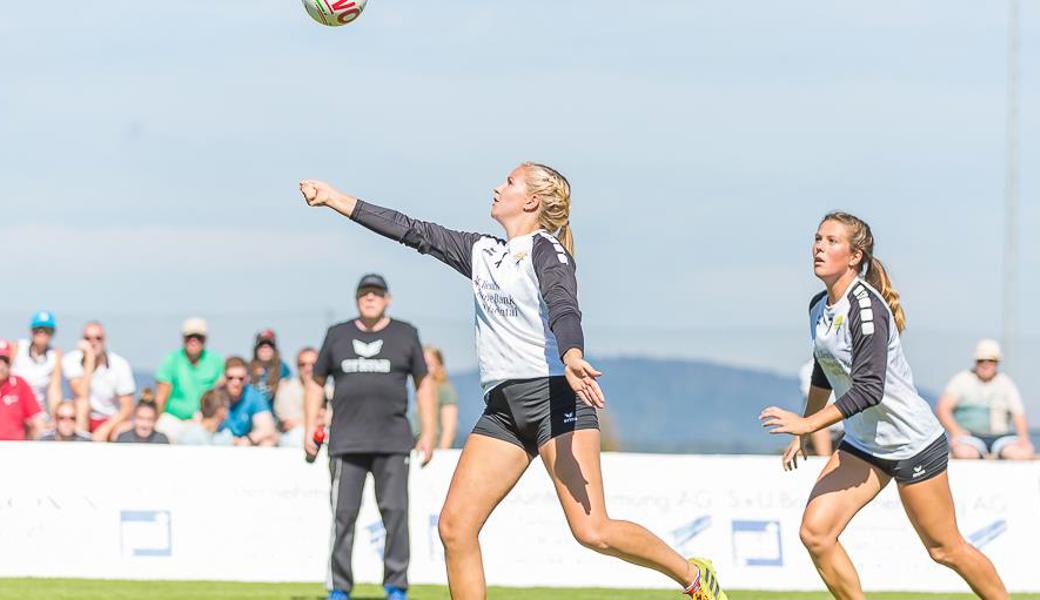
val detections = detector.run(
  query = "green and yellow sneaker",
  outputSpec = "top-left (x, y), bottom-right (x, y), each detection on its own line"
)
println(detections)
top-left (685, 557), bottom-right (727, 600)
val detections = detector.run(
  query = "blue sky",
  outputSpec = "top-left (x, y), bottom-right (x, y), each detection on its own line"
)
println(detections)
top-left (2, 2), bottom-right (1039, 413)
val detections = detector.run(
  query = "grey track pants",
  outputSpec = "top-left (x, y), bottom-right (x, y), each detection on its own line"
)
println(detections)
top-left (327, 453), bottom-right (410, 592)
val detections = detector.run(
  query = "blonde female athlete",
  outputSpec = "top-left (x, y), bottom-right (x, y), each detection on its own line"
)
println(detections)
top-left (760, 212), bottom-right (1008, 600)
top-left (299, 163), bottom-right (725, 600)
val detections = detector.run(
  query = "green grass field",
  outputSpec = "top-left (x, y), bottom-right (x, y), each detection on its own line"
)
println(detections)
top-left (2, 579), bottom-right (1036, 600)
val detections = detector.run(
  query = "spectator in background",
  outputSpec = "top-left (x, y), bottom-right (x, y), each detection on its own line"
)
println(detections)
top-left (250, 329), bottom-right (290, 406)
top-left (0, 340), bottom-right (46, 440)
top-left (221, 357), bottom-right (278, 446)
top-left (11, 311), bottom-right (63, 423)
top-left (423, 346), bottom-right (458, 449)
top-left (937, 339), bottom-right (1035, 460)
top-left (115, 399), bottom-right (169, 444)
top-left (274, 347), bottom-right (328, 447)
top-left (307, 273), bottom-right (436, 600)
top-left (40, 401), bottom-right (91, 442)
top-left (154, 318), bottom-right (224, 442)
top-left (62, 321), bottom-right (136, 441)
top-left (179, 388), bottom-right (233, 446)
top-left (797, 359), bottom-right (843, 456)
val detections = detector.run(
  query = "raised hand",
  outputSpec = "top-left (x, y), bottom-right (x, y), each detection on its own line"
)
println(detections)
top-left (299, 179), bottom-right (337, 207)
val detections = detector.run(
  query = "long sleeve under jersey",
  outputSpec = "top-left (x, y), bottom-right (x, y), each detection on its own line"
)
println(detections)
top-left (350, 200), bottom-right (583, 393)
top-left (809, 279), bottom-right (943, 459)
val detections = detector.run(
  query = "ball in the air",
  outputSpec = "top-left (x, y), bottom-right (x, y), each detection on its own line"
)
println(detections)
top-left (302, 0), bottom-right (368, 27)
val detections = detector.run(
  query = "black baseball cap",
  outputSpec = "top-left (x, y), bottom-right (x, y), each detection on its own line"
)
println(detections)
top-left (356, 273), bottom-right (389, 293)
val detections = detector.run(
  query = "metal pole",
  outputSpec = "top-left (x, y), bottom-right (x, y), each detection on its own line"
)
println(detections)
top-left (1003, 0), bottom-right (1020, 373)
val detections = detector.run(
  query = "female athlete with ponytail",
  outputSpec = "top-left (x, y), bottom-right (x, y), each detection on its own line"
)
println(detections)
top-left (760, 212), bottom-right (1008, 599)
top-left (299, 163), bottom-right (726, 600)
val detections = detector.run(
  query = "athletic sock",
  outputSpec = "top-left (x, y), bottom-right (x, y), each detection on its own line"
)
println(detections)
top-left (683, 564), bottom-right (701, 596)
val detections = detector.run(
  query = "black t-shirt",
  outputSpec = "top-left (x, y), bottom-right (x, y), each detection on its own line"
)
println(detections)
top-left (315, 319), bottom-right (428, 455)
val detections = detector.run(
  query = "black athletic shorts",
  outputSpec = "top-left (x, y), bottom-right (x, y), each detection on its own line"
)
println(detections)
top-left (472, 376), bottom-right (599, 457)
top-left (838, 434), bottom-right (949, 485)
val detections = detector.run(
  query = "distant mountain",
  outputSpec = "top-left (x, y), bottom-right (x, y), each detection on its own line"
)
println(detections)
top-left (449, 357), bottom-right (805, 454)
top-left (131, 357), bottom-right (951, 455)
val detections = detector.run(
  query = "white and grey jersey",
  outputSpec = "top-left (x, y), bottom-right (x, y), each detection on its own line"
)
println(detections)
top-left (809, 279), bottom-right (943, 460)
top-left (350, 200), bottom-right (583, 393)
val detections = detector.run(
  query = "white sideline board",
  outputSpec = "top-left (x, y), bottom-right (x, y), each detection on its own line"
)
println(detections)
top-left (0, 442), bottom-right (1036, 593)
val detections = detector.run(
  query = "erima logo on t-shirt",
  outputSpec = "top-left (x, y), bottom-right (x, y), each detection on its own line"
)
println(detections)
top-left (341, 339), bottom-right (391, 374)
top-left (353, 339), bottom-right (383, 358)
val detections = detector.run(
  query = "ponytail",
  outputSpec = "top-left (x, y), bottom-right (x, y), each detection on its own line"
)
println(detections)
top-left (523, 161), bottom-right (574, 256)
top-left (865, 256), bottom-right (906, 333)
top-left (556, 222), bottom-right (575, 256)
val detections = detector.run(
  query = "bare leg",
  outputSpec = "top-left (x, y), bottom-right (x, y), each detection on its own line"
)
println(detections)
top-left (438, 434), bottom-right (531, 600)
top-left (950, 440), bottom-right (984, 459)
top-left (998, 440), bottom-right (1035, 460)
top-left (800, 450), bottom-right (890, 600)
top-left (539, 429), bottom-right (694, 588)
top-left (899, 472), bottom-right (1009, 599)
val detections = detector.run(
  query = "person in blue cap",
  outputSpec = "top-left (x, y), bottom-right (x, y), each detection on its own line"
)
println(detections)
top-left (12, 311), bottom-right (64, 421)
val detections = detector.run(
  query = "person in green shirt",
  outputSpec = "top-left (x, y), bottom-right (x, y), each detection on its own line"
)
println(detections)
top-left (423, 346), bottom-right (458, 449)
top-left (154, 317), bottom-right (224, 442)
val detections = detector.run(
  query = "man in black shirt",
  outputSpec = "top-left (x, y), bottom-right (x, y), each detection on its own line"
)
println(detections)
top-left (306, 274), bottom-right (435, 600)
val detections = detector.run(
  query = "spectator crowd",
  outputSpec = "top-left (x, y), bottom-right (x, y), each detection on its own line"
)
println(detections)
top-left (0, 311), bottom-right (459, 448)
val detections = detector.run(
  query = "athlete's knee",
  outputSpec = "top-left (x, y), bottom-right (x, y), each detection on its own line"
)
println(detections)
top-left (926, 540), bottom-right (968, 568)
top-left (570, 521), bottom-right (612, 553)
top-left (799, 520), bottom-right (837, 557)
top-left (437, 509), bottom-right (477, 550)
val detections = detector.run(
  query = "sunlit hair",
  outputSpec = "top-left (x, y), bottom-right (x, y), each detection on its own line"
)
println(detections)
top-left (821, 211), bottom-right (907, 332)
top-left (423, 345), bottom-right (446, 384)
top-left (200, 388), bottom-right (230, 419)
top-left (225, 356), bottom-right (248, 372)
top-left (523, 162), bottom-right (574, 255)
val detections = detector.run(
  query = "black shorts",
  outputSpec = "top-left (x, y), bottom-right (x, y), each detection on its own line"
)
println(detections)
top-left (838, 434), bottom-right (949, 485)
top-left (471, 377), bottom-right (599, 457)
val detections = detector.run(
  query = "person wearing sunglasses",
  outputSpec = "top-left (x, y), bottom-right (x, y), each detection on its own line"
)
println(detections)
top-left (11, 311), bottom-right (63, 423)
top-left (62, 321), bottom-right (136, 442)
top-left (306, 273), bottom-right (437, 600)
top-left (0, 339), bottom-right (46, 441)
top-left (218, 356), bottom-right (277, 446)
top-left (273, 346), bottom-right (330, 447)
top-left (40, 400), bottom-right (91, 442)
top-left (154, 318), bottom-right (225, 443)
top-left (937, 339), bottom-right (1034, 461)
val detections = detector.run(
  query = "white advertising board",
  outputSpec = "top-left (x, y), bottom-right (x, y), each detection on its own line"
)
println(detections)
top-left (0, 443), bottom-right (1036, 593)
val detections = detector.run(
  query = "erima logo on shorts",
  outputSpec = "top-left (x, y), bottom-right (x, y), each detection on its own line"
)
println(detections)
top-left (912, 465), bottom-right (926, 478)
top-left (562, 411), bottom-right (577, 424)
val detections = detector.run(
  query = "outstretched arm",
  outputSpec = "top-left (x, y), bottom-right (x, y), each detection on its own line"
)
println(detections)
top-left (299, 179), bottom-right (482, 277)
